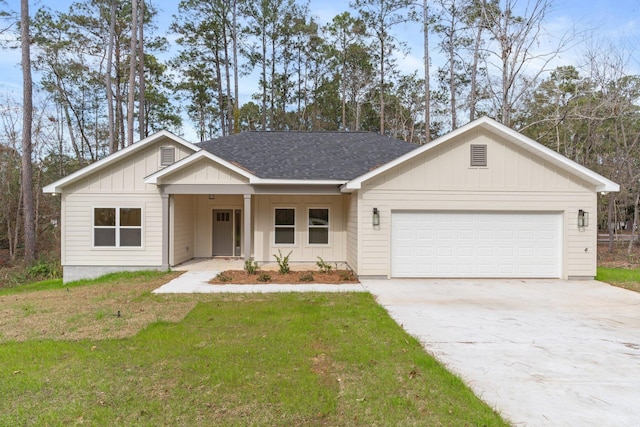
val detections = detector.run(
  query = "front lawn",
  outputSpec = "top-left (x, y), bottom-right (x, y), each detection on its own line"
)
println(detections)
top-left (0, 274), bottom-right (508, 426)
top-left (596, 267), bottom-right (640, 293)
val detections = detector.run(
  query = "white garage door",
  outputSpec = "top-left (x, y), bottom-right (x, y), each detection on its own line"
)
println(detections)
top-left (391, 211), bottom-right (562, 278)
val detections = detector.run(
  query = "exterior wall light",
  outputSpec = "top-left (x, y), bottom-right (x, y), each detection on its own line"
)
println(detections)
top-left (578, 209), bottom-right (589, 228)
top-left (373, 208), bottom-right (380, 226)
top-left (208, 194), bottom-right (216, 200)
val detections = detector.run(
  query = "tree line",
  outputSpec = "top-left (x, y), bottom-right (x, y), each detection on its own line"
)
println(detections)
top-left (1, 0), bottom-right (638, 268)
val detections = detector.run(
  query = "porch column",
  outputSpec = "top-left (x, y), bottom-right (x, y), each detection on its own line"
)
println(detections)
top-left (161, 192), bottom-right (169, 270)
top-left (243, 194), bottom-right (252, 260)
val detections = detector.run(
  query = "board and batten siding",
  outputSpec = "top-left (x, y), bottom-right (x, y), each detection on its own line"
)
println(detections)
top-left (158, 157), bottom-right (250, 185)
top-left (61, 137), bottom-right (194, 269)
top-left (252, 194), bottom-right (347, 263)
top-left (358, 128), bottom-right (598, 279)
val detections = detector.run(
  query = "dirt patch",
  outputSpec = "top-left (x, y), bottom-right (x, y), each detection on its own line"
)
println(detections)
top-left (210, 269), bottom-right (358, 285)
top-left (597, 241), bottom-right (640, 268)
top-left (0, 272), bottom-right (196, 342)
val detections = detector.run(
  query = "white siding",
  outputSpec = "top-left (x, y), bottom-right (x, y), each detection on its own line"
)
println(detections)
top-left (171, 195), bottom-right (196, 265)
top-left (192, 195), bottom-right (244, 257)
top-left (61, 137), bottom-right (194, 269)
top-left (345, 192), bottom-right (359, 273)
top-left (159, 157), bottom-right (250, 185)
top-left (63, 193), bottom-right (162, 266)
top-left (252, 195), bottom-right (347, 263)
top-left (358, 129), bottom-right (598, 279)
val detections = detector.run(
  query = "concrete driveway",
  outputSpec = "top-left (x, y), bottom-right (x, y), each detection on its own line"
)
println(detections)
top-left (361, 279), bottom-right (640, 426)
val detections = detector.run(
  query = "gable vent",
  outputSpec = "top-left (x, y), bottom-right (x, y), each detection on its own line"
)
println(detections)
top-left (160, 147), bottom-right (175, 166)
top-left (470, 144), bottom-right (487, 167)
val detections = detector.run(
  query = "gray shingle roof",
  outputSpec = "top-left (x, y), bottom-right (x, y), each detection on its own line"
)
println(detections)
top-left (197, 131), bottom-right (419, 180)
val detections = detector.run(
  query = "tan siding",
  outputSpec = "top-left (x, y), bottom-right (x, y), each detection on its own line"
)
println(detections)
top-left (345, 192), bottom-right (359, 273)
top-left (373, 129), bottom-right (590, 193)
top-left (252, 194), bottom-right (347, 263)
top-left (172, 195), bottom-right (196, 265)
top-left (357, 128), bottom-right (599, 278)
top-left (358, 188), bottom-right (597, 278)
top-left (62, 193), bottom-right (163, 266)
top-left (160, 158), bottom-right (250, 185)
top-left (67, 137), bottom-right (196, 194)
top-left (192, 195), bottom-right (244, 257)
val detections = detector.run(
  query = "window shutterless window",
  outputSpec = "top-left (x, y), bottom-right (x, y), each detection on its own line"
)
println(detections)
top-left (94, 207), bottom-right (142, 247)
top-left (274, 208), bottom-right (295, 245)
top-left (308, 208), bottom-right (329, 245)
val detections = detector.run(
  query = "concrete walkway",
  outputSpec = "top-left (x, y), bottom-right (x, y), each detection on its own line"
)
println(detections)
top-left (361, 278), bottom-right (640, 427)
top-left (152, 270), bottom-right (366, 294)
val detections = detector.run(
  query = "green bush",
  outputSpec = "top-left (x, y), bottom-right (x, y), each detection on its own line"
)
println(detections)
top-left (257, 273), bottom-right (271, 282)
top-left (316, 257), bottom-right (333, 273)
top-left (244, 258), bottom-right (259, 275)
top-left (273, 250), bottom-right (292, 274)
top-left (216, 272), bottom-right (232, 283)
top-left (299, 272), bottom-right (314, 282)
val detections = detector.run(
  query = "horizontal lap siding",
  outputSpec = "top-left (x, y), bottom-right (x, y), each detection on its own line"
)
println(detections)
top-left (253, 195), bottom-right (347, 263)
top-left (172, 195), bottom-right (195, 265)
top-left (358, 128), bottom-right (598, 279)
top-left (63, 193), bottom-right (163, 266)
top-left (345, 193), bottom-right (359, 273)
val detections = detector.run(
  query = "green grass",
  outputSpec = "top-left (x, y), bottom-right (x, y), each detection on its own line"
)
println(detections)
top-left (0, 291), bottom-right (508, 426)
top-left (596, 267), bottom-right (640, 292)
top-left (0, 270), bottom-right (170, 296)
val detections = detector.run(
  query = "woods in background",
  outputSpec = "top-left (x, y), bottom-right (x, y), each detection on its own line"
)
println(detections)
top-left (1, 0), bottom-right (639, 266)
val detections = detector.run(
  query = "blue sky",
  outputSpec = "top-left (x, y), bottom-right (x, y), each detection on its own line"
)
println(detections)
top-left (1, 0), bottom-right (639, 130)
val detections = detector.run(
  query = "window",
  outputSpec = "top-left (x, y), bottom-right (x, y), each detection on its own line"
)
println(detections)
top-left (274, 208), bottom-right (295, 244)
top-left (94, 207), bottom-right (142, 247)
top-left (160, 147), bottom-right (175, 166)
top-left (470, 144), bottom-right (487, 167)
top-left (308, 208), bottom-right (329, 245)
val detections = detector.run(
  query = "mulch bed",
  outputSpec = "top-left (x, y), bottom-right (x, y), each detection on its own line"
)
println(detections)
top-left (210, 269), bottom-right (358, 285)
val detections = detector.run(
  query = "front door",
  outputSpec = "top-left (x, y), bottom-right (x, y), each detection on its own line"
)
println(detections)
top-left (212, 210), bottom-right (233, 256)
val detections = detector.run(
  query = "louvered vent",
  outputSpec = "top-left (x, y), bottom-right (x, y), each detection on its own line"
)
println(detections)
top-left (160, 147), bottom-right (175, 166)
top-left (470, 144), bottom-right (487, 167)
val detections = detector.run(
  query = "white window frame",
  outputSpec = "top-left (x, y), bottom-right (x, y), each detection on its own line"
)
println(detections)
top-left (274, 207), bottom-right (296, 246)
top-left (93, 207), bottom-right (143, 248)
top-left (307, 207), bottom-right (330, 246)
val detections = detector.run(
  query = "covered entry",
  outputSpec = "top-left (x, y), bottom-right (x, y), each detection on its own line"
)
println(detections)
top-left (212, 209), bottom-right (242, 256)
top-left (391, 211), bottom-right (562, 278)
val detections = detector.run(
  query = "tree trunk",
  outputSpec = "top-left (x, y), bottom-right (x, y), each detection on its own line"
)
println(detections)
top-left (232, 0), bottom-right (239, 134)
top-left (608, 194), bottom-right (615, 253)
top-left (423, 0), bottom-right (430, 142)
top-left (628, 193), bottom-right (639, 255)
top-left (21, 0), bottom-right (36, 264)
top-left (127, 0), bottom-right (138, 146)
top-left (106, 0), bottom-right (117, 154)
top-left (138, 0), bottom-right (145, 139)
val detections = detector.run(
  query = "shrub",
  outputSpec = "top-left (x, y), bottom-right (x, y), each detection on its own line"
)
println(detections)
top-left (257, 273), bottom-right (271, 282)
top-left (299, 272), bottom-right (314, 282)
top-left (244, 258), bottom-right (259, 275)
top-left (339, 270), bottom-right (355, 281)
top-left (316, 257), bottom-right (333, 274)
top-left (27, 260), bottom-right (62, 280)
top-left (216, 272), bottom-right (232, 283)
top-left (273, 250), bottom-right (292, 274)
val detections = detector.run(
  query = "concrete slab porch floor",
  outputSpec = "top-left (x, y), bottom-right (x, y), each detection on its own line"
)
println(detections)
top-left (361, 278), bottom-right (640, 427)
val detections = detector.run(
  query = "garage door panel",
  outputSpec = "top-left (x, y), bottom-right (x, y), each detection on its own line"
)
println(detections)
top-left (392, 212), bottom-right (562, 278)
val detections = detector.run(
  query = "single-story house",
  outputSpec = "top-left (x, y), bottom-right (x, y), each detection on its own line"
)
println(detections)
top-left (43, 117), bottom-right (619, 283)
